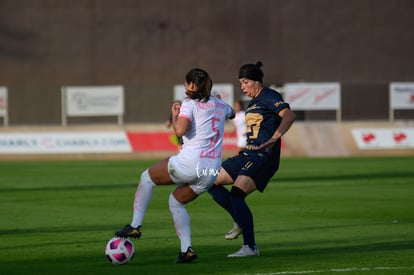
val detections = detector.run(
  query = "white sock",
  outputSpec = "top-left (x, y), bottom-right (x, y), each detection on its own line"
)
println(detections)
top-left (130, 169), bottom-right (156, 228)
top-left (169, 193), bottom-right (191, 252)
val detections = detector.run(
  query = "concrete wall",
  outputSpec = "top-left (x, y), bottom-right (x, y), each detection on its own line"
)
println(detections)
top-left (1, 0), bottom-right (414, 125)
top-left (282, 121), bottom-right (414, 157)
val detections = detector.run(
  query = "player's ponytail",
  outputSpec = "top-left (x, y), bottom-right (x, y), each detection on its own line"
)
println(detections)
top-left (185, 68), bottom-right (212, 102)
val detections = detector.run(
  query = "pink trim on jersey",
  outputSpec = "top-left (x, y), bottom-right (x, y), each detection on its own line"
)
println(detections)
top-left (178, 113), bottom-right (192, 121)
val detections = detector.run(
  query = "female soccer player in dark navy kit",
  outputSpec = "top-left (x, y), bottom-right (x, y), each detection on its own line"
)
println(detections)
top-left (208, 61), bottom-right (296, 257)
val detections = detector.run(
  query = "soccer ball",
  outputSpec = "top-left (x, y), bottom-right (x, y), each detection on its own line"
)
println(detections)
top-left (105, 237), bottom-right (135, 265)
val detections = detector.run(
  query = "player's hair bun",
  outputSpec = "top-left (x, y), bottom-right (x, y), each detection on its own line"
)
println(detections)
top-left (238, 61), bottom-right (264, 82)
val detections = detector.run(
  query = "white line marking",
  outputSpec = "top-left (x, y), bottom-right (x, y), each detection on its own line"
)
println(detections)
top-left (240, 266), bottom-right (414, 275)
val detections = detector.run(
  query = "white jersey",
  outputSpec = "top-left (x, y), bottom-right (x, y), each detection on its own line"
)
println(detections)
top-left (233, 110), bottom-right (247, 148)
top-left (168, 96), bottom-right (233, 194)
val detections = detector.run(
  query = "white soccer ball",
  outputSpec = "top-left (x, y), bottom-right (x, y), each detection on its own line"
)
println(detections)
top-left (105, 237), bottom-right (135, 265)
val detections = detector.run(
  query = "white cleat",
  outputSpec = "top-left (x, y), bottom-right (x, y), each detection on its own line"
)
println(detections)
top-left (227, 245), bottom-right (260, 257)
top-left (225, 223), bottom-right (243, 240)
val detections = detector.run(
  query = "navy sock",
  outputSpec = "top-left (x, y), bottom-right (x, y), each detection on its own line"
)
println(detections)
top-left (208, 185), bottom-right (235, 221)
top-left (230, 186), bottom-right (256, 249)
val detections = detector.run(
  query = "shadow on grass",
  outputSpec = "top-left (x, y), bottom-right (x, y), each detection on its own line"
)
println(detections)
top-left (261, 239), bottom-right (414, 257)
top-left (1, 239), bottom-right (414, 275)
top-left (0, 223), bottom-right (126, 236)
top-left (278, 171), bottom-right (414, 183)
top-left (0, 182), bottom-right (137, 192)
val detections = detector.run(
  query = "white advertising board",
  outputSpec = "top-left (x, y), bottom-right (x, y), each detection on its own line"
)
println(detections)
top-left (352, 128), bottom-right (414, 149)
top-left (0, 132), bottom-right (131, 154)
top-left (0, 87), bottom-right (7, 116)
top-left (390, 82), bottom-right (414, 109)
top-left (173, 83), bottom-right (234, 106)
top-left (284, 82), bottom-right (341, 110)
top-left (63, 86), bottom-right (124, 116)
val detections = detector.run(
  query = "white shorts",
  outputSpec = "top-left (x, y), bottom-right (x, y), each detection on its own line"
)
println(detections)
top-left (168, 153), bottom-right (220, 195)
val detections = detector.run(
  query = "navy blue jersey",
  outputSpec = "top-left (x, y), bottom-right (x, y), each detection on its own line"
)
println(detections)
top-left (245, 87), bottom-right (290, 154)
top-left (221, 87), bottom-right (290, 191)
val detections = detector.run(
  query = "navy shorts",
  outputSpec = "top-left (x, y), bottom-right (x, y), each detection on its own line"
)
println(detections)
top-left (222, 150), bottom-right (280, 192)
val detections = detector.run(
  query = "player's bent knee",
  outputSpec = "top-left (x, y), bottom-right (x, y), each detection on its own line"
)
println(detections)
top-left (208, 184), bottom-right (221, 195)
top-left (140, 169), bottom-right (156, 187)
top-left (208, 185), bottom-right (229, 203)
top-left (169, 193), bottom-right (183, 209)
top-left (231, 186), bottom-right (247, 198)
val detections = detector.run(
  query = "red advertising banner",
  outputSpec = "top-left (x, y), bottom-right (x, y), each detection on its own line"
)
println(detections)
top-left (126, 132), bottom-right (239, 152)
top-left (126, 131), bottom-right (285, 152)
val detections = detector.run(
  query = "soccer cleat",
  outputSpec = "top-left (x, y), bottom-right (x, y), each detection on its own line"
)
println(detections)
top-left (225, 223), bottom-right (243, 240)
top-left (227, 245), bottom-right (260, 257)
top-left (115, 225), bottom-right (142, 239)
top-left (176, 247), bottom-right (198, 263)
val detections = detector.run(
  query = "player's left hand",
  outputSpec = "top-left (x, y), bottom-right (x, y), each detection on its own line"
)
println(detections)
top-left (258, 137), bottom-right (278, 151)
top-left (171, 101), bottom-right (181, 115)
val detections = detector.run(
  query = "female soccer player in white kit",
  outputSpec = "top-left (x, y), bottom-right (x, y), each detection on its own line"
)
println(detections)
top-left (115, 68), bottom-right (235, 263)
top-left (233, 99), bottom-right (247, 153)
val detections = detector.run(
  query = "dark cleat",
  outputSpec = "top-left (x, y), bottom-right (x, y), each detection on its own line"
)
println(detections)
top-left (176, 247), bottom-right (198, 264)
top-left (115, 225), bottom-right (142, 239)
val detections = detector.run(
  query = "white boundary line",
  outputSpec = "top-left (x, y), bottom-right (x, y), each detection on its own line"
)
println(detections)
top-left (240, 266), bottom-right (414, 275)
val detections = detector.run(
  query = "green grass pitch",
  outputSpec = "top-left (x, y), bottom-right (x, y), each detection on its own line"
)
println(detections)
top-left (0, 156), bottom-right (413, 274)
